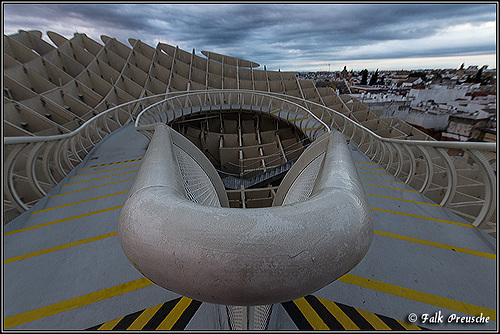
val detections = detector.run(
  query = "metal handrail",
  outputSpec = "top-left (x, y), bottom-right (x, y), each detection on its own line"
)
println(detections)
top-left (4, 89), bottom-right (496, 231)
top-left (135, 89), bottom-right (331, 141)
top-left (3, 92), bottom-right (187, 213)
top-left (118, 124), bottom-right (373, 305)
top-left (246, 91), bottom-right (497, 229)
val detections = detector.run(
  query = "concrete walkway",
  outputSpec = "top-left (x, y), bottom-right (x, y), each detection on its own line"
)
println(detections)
top-left (3, 125), bottom-right (496, 330)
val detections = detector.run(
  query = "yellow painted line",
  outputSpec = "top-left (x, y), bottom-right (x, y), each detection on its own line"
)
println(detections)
top-left (270, 109), bottom-right (280, 114)
top-left (127, 303), bottom-right (164, 330)
top-left (289, 116), bottom-right (308, 121)
top-left (371, 207), bottom-right (475, 228)
top-left (98, 316), bottom-right (124, 330)
top-left (360, 176), bottom-right (404, 183)
top-left (293, 298), bottom-right (329, 330)
top-left (77, 158), bottom-right (143, 170)
top-left (4, 205), bottom-right (123, 236)
top-left (356, 166), bottom-right (386, 170)
top-left (374, 230), bottom-right (495, 259)
top-left (366, 192), bottom-right (441, 207)
top-left (3, 277), bottom-right (154, 329)
top-left (4, 231), bottom-right (118, 264)
top-left (70, 164), bottom-right (141, 178)
top-left (397, 320), bottom-right (423, 330)
top-left (362, 183), bottom-right (419, 193)
top-left (355, 161), bottom-right (380, 165)
top-left (338, 274), bottom-right (496, 321)
top-left (61, 170), bottom-right (138, 187)
top-left (156, 297), bottom-right (192, 330)
top-left (356, 308), bottom-right (392, 330)
top-left (316, 297), bottom-right (360, 330)
top-left (358, 171), bottom-right (399, 177)
top-left (50, 178), bottom-right (135, 198)
top-left (31, 191), bottom-right (129, 215)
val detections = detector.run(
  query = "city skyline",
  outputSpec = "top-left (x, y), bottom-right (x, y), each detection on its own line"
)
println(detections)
top-left (2, 2), bottom-right (497, 71)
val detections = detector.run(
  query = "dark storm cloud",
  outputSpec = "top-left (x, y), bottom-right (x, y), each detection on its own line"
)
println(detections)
top-left (3, 2), bottom-right (497, 70)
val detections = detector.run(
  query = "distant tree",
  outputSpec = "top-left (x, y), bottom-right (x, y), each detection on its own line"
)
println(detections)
top-left (360, 69), bottom-right (368, 85)
top-left (475, 65), bottom-right (487, 84)
top-left (409, 71), bottom-right (427, 81)
top-left (369, 69), bottom-right (379, 85)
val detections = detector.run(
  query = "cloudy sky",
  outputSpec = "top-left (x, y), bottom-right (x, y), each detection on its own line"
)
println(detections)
top-left (3, 2), bottom-right (497, 72)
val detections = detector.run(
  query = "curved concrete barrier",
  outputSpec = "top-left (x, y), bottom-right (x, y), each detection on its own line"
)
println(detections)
top-left (118, 124), bottom-right (373, 305)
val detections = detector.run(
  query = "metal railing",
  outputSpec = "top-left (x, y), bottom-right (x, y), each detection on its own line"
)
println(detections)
top-left (3, 92), bottom-right (182, 216)
top-left (135, 89), bottom-right (330, 141)
top-left (118, 124), bottom-right (373, 306)
top-left (232, 91), bottom-right (497, 231)
top-left (4, 89), bottom-right (496, 233)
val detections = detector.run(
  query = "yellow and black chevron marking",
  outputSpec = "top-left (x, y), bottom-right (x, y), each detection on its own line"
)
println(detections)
top-left (282, 295), bottom-right (426, 330)
top-left (86, 297), bottom-right (201, 330)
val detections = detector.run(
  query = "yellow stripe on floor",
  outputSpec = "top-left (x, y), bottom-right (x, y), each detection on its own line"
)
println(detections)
top-left (338, 274), bottom-right (496, 321)
top-left (397, 320), bottom-right (423, 330)
top-left (366, 193), bottom-right (441, 207)
top-left (371, 207), bottom-right (475, 229)
top-left (355, 161), bottom-right (380, 165)
top-left (316, 297), bottom-right (360, 330)
top-left (31, 191), bottom-right (129, 215)
top-left (4, 205), bottom-right (123, 236)
top-left (358, 171), bottom-right (400, 178)
top-left (50, 178), bottom-right (135, 198)
top-left (156, 297), bottom-right (193, 330)
top-left (61, 170), bottom-right (138, 187)
top-left (70, 164), bottom-right (141, 178)
top-left (77, 158), bottom-right (143, 170)
top-left (357, 308), bottom-right (392, 330)
top-left (356, 166), bottom-right (386, 170)
top-left (362, 183), bottom-right (419, 193)
top-left (4, 231), bottom-right (118, 264)
top-left (97, 316), bottom-right (124, 330)
top-left (360, 176), bottom-right (405, 183)
top-left (293, 298), bottom-right (330, 330)
top-left (127, 304), bottom-right (164, 330)
top-left (3, 277), bottom-right (153, 329)
top-left (374, 230), bottom-right (495, 259)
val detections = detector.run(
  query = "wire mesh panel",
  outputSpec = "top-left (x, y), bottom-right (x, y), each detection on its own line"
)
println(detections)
top-left (282, 152), bottom-right (325, 205)
top-left (226, 305), bottom-right (273, 330)
top-left (173, 144), bottom-right (221, 208)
